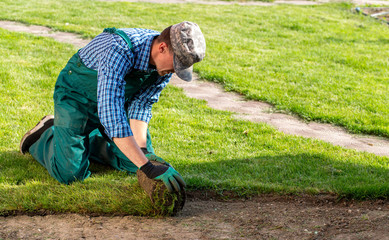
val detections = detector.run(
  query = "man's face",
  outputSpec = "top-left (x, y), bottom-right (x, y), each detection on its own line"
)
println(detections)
top-left (154, 42), bottom-right (175, 76)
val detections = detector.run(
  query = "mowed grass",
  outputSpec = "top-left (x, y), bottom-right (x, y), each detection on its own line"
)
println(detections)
top-left (0, 0), bottom-right (388, 137)
top-left (0, 27), bottom-right (388, 216)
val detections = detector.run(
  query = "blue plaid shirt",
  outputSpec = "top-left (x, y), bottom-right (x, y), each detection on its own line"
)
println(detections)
top-left (79, 28), bottom-right (171, 139)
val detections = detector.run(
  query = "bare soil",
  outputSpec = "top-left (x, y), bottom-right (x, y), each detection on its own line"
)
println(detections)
top-left (362, 6), bottom-right (389, 13)
top-left (361, 7), bottom-right (389, 22)
top-left (1, 194), bottom-right (389, 239)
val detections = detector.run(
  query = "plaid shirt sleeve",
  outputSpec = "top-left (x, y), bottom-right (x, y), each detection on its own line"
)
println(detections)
top-left (97, 44), bottom-right (134, 139)
top-left (127, 73), bottom-right (171, 123)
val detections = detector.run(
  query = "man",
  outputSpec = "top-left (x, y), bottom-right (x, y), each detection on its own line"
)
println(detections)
top-left (20, 21), bottom-right (206, 193)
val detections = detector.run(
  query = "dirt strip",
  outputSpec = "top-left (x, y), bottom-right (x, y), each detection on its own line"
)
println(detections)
top-left (1, 195), bottom-right (389, 240)
top-left (1, 20), bottom-right (388, 157)
top-left (0, 21), bottom-right (89, 48)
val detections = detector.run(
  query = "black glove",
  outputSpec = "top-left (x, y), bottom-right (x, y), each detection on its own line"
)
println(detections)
top-left (140, 161), bottom-right (186, 192)
top-left (140, 161), bottom-right (168, 179)
top-left (140, 147), bottom-right (150, 155)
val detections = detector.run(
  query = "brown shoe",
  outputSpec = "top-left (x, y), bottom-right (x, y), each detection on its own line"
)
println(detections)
top-left (20, 115), bottom-right (54, 154)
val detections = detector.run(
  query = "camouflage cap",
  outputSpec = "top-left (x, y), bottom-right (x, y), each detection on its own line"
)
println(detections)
top-left (170, 21), bottom-right (206, 81)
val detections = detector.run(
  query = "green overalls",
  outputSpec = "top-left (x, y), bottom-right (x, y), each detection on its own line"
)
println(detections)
top-left (29, 28), bottom-right (160, 184)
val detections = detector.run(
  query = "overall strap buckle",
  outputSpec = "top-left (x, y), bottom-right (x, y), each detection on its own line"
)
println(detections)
top-left (103, 27), bottom-right (134, 51)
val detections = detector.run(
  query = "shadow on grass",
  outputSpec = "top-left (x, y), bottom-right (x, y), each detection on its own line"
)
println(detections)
top-left (185, 153), bottom-right (389, 200)
top-left (2, 149), bottom-right (389, 198)
top-left (0, 150), bottom-right (124, 185)
top-left (1, 150), bottom-right (388, 215)
top-left (1, 150), bottom-right (388, 199)
top-left (0, 151), bottom-right (154, 216)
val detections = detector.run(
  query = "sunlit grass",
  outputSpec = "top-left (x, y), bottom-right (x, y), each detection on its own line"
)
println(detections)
top-left (0, 28), bottom-right (388, 216)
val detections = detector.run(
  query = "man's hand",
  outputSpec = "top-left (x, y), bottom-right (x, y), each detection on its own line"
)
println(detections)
top-left (139, 161), bottom-right (186, 192)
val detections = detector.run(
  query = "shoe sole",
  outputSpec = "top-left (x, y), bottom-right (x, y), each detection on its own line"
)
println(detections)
top-left (20, 115), bottom-right (54, 154)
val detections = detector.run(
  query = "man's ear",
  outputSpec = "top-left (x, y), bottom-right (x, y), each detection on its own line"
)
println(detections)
top-left (158, 42), bottom-right (169, 53)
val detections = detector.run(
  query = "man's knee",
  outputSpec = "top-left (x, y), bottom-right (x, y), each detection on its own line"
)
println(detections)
top-left (51, 126), bottom-right (91, 184)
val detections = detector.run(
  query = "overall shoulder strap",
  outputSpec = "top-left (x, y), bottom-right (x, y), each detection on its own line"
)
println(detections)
top-left (103, 27), bottom-right (134, 52)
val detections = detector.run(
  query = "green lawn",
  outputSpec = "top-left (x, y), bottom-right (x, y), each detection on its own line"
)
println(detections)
top-left (0, 0), bottom-right (388, 137)
top-left (0, 27), bottom-right (388, 216)
top-left (0, 0), bottom-right (388, 216)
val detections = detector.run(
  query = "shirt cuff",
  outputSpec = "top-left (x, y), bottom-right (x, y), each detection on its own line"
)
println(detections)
top-left (128, 103), bottom-right (152, 123)
top-left (105, 121), bottom-right (133, 139)
top-left (128, 110), bottom-right (152, 123)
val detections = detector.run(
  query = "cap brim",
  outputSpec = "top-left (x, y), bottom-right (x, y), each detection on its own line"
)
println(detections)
top-left (173, 54), bottom-right (193, 82)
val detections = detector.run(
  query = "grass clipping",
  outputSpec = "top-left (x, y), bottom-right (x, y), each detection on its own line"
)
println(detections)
top-left (136, 161), bottom-right (186, 216)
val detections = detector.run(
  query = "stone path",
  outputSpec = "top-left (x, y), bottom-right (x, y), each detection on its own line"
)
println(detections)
top-left (0, 17), bottom-right (388, 157)
top-left (171, 78), bottom-right (389, 157)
